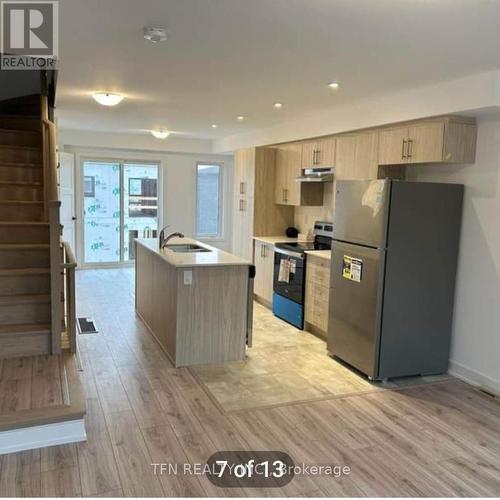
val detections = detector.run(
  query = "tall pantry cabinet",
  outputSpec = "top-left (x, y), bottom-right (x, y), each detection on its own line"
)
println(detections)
top-left (232, 147), bottom-right (294, 261)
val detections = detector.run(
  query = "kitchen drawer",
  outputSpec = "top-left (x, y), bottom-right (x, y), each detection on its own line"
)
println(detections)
top-left (306, 257), bottom-right (331, 287)
top-left (305, 281), bottom-right (330, 333)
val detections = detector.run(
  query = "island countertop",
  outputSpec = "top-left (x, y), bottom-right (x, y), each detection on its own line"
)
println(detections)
top-left (136, 237), bottom-right (251, 268)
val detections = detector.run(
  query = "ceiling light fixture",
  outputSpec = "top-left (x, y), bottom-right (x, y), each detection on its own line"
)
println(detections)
top-left (328, 81), bottom-right (340, 89)
top-left (143, 26), bottom-right (167, 43)
top-left (273, 102), bottom-right (283, 109)
top-left (237, 116), bottom-right (244, 121)
top-left (211, 124), bottom-right (217, 128)
top-left (151, 130), bottom-right (170, 139)
top-left (92, 92), bottom-right (124, 106)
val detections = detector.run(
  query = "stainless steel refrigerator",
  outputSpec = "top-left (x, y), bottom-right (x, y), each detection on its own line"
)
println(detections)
top-left (327, 179), bottom-right (463, 380)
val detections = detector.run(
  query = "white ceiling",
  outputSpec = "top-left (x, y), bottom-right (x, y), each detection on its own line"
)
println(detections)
top-left (57, 0), bottom-right (500, 142)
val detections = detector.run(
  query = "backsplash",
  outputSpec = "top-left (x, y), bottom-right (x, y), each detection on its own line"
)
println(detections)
top-left (294, 182), bottom-right (334, 233)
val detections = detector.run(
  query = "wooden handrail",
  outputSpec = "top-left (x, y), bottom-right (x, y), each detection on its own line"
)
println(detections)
top-left (61, 240), bottom-right (77, 354)
top-left (41, 95), bottom-right (63, 354)
top-left (61, 241), bottom-right (77, 269)
top-left (41, 95), bottom-right (59, 220)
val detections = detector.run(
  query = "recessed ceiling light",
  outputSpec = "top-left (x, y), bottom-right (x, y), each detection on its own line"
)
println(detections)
top-left (151, 130), bottom-right (170, 139)
top-left (143, 26), bottom-right (167, 43)
top-left (237, 116), bottom-right (244, 121)
top-left (92, 92), bottom-right (124, 106)
top-left (273, 102), bottom-right (283, 109)
top-left (211, 124), bottom-right (217, 128)
top-left (328, 82), bottom-right (340, 89)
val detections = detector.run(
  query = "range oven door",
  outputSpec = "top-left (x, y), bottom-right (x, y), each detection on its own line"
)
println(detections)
top-left (273, 248), bottom-right (305, 304)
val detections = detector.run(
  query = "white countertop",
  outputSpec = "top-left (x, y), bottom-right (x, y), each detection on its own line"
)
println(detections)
top-left (253, 236), bottom-right (299, 244)
top-left (136, 238), bottom-right (251, 268)
top-left (305, 250), bottom-right (332, 260)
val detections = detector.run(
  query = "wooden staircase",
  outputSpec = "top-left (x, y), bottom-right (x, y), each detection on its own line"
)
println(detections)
top-left (0, 114), bottom-right (54, 358)
top-left (0, 90), bottom-right (84, 455)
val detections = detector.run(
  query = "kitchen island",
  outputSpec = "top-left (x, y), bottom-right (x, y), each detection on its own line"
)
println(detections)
top-left (135, 238), bottom-right (252, 367)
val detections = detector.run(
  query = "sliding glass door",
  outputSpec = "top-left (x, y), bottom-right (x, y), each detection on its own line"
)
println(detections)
top-left (82, 160), bottom-right (159, 265)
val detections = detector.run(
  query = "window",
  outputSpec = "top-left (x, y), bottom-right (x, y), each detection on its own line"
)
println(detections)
top-left (196, 163), bottom-right (222, 237)
top-left (82, 160), bottom-right (159, 264)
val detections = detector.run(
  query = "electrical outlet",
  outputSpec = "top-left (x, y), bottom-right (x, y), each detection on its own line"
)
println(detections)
top-left (184, 270), bottom-right (193, 285)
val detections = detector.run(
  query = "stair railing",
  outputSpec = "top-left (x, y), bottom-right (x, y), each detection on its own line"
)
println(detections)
top-left (41, 95), bottom-right (63, 354)
top-left (61, 241), bottom-right (77, 353)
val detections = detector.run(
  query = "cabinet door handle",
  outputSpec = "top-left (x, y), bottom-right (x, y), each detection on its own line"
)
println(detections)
top-left (239, 199), bottom-right (244, 211)
top-left (282, 189), bottom-right (285, 202)
top-left (260, 244), bottom-right (264, 258)
top-left (407, 139), bottom-right (413, 160)
top-left (240, 182), bottom-right (244, 194)
top-left (315, 149), bottom-right (320, 165)
top-left (402, 139), bottom-right (407, 160)
top-left (313, 149), bottom-right (317, 165)
top-left (284, 189), bottom-right (288, 203)
top-left (263, 245), bottom-right (267, 258)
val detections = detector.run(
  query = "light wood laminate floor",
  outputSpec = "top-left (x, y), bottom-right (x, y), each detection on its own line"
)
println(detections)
top-left (0, 267), bottom-right (499, 497)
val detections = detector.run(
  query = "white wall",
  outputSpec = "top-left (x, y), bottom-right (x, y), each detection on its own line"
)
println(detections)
top-left (61, 143), bottom-right (234, 261)
top-left (407, 117), bottom-right (500, 393)
top-left (161, 152), bottom-right (234, 252)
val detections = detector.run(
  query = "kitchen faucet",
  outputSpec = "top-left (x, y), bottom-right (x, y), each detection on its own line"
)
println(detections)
top-left (158, 225), bottom-right (170, 249)
top-left (159, 225), bottom-right (185, 249)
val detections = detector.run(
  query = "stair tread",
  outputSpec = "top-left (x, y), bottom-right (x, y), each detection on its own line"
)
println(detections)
top-left (0, 161), bottom-right (42, 168)
top-left (0, 243), bottom-right (49, 249)
top-left (0, 221), bottom-right (48, 225)
top-left (0, 200), bottom-right (43, 205)
top-left (0, 180), bottom-right (42, 186)
top-left (0, 322), bottom-right (50, 335)
top-left (0, 293), bottom-right (50, 304)
top-left (0, 128), bottom-right (40, 136)
top-left (0, 267), bottom-right (50, 276)
top-left (0, 144), bottom-right (40, 151)
top-left (0, 114), bottom-right (39, 120)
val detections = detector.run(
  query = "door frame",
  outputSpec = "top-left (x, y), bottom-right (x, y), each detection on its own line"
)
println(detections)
top-left (76, 154), bottom-right (163, 269)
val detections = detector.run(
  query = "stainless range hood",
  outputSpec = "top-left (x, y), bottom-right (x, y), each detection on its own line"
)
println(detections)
top-left (296, 167), bottom-right (334, 182)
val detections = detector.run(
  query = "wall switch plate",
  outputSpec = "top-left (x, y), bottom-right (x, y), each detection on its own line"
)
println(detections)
top-left (183, 270), bottom-right (193, 285)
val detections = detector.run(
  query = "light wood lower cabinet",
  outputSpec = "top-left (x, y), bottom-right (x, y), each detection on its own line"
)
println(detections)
top-left (305, 255), bottom-right (331, 334)
top-left (135, 242), bottom-right (248, 367)
top-left (253, 241), bottom-right (274, 304)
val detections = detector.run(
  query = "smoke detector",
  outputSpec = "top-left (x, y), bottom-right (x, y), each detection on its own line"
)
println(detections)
top-left (143, 26), bottom-right (167, 43)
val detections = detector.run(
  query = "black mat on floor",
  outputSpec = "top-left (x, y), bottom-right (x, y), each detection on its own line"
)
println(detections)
top-left (77, 317), bottom-right (99, 334)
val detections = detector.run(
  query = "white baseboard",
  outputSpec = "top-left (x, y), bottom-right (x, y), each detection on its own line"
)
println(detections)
top-left (0, 419), bottom-right (86, 455)
top-left (448, 360), bottom-right (500, 396)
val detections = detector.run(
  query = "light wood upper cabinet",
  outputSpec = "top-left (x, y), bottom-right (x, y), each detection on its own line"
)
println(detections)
top-left (254, 241), bottom-right (274, 304)
top-left (233, 148), bottom-right (255, 197)
top-left (378, 117), bottom-right (477, 165)
top-left (275, 143), bottom-right (302, 205)
top-left (378, 126), bottom-right (409, 166)
top-left (336, 131), bottom-right (379, 180)
top-left (301, 138), bottom-right (336, 168)
top-left (275, 143), bottom-right (323, 206)
top-left (231, 147), bottom-right (294, 261)
top-left (407, 122), bottom-right (445, 163)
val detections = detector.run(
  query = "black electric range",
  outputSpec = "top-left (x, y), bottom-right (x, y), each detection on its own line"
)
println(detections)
top-left (272, 221), bottom-right (333, 329)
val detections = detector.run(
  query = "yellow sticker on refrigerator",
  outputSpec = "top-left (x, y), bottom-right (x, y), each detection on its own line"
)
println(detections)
top-left (342, 255), bottom-right (363, 282)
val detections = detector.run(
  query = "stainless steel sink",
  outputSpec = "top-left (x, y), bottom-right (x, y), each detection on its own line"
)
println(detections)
top-left (165, 244), bottom-right (211, 253)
